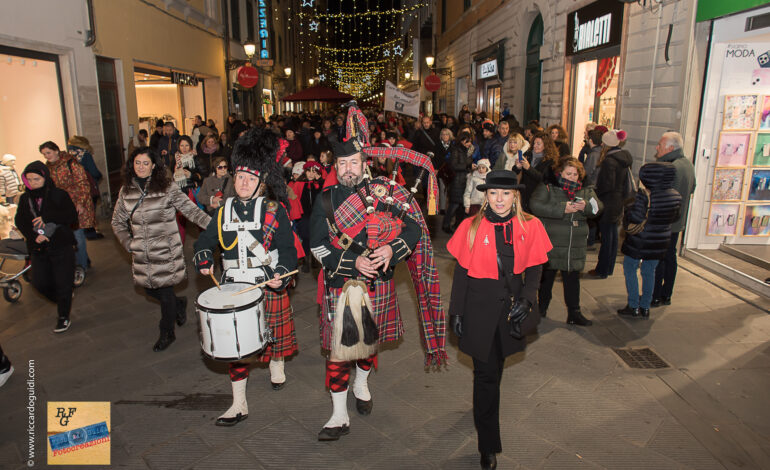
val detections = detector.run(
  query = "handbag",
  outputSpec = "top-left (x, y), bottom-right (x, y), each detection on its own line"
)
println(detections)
top-left (126, 190), bottom-right (147, 239)
top-left (624, 186), bottom-right (650, 236)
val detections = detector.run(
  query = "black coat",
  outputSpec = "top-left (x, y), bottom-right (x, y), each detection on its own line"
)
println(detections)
top-left (15, 187), bottom-right (78, 252)
top-left (515, 152), bottom-right (557, 213)
top-left (448, 142), bottom-right (473, 204)
top-left (449, 227), bottom-right (542, 362)
top-left (306, 137), bottom-right (330, 159)
top-left (595, 148), bottom-right (633, 224)
top-left (621, 162), bottom-right (682, 260)
top-left (410, 127), bottom-right (441, 156)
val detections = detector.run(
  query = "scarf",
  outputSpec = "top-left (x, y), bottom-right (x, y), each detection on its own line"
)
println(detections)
top-left (174, 152), bottom-right (196, 188)
top-left (484, 205), bottom-right (514, 244)
top-left (558, 176), bottom-right (582, 201)
top-left (202, 141), bottom-right (219, 155)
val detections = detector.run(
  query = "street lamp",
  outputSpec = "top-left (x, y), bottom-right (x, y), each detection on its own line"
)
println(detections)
top-left (425, 55), bottom-right (452, 77)
top-left (309, 78), bottom-right (315, 85)
top-left (425, 56), bottom-right (435, 68)
top-left (284, 67), bottom-right (292, 77)
top-left (243, 41), bottom-right (256, 60)
top-left (404, 72), bottom-right (411, 80)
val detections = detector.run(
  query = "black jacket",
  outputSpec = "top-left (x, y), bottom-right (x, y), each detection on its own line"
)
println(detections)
top-left (15, 187), bottom-right (78, 252)
top-left (621, 162), bottom-right (682, 260)
top-left (515, 152), bottom-right (557, 213)
top-left (595, 148), bottom-right (633, 224)
top-left (447, 142), bottom-right (473, 204)
top-left (410, 127), bottom-right (440, 157)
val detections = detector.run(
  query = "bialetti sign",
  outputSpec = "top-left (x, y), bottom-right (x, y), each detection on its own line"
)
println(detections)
top-left (258, 0), bottom-right (271, 59)
top-left (566, 0), bottom-right (624, 56)
top-left (479, 59), bottom-right (498, 79)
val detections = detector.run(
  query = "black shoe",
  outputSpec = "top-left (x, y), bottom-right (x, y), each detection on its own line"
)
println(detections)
top-left (566, 309), bottom-right (592, 326)
top-left (586, 269), bottom-right (608, 279)
top-left (53, 317), bottom-right (71, 333)
top-left (153, 331), bottom-right (176, 352)
top-left (271, 381), bottom-right (285, 391)
top-left (639, 308), bottom-right (650, 318)
top-left (617, 305), bottom-right (640, 317)
top-left (355, 397), bottom-right (373, 415)
top-left (215, 412), bottom-right (248, 426)
top-left (318, 424), bottom-right (350, 441)
top-left (650, 298), bottom-right (663, 308)
top-left (480, 452), bottom-right (497, 469)
top-left (176, 297), bottom-right (187, 326)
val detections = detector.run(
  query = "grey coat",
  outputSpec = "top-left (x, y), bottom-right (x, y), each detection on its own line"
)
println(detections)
top-left (657, 148), bottom-right (695, 232)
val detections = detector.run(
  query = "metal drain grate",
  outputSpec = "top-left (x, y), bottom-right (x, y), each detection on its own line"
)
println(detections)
top-left (612, 347), bottom-right (670, 369)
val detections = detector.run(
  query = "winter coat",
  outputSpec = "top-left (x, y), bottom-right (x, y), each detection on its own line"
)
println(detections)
top-left (530, 183), bottom-right (602, 272)
top-left (657, 148), bottom-right (695, 232)
top-left (0, 165), bottom-right (20, 199)
top-left (286, 139), bottom-right (304, 163)
top-left (171, 152), bottom-right (203, 192)
top-left (621, 162), bottom-right (682, 260)
top-left (463, 170), bottom-right (487, 208)
top-left (46, 153), bottom-right (95, 229)
top-left (196, 146), bottom-right (224, 177)
top-left (493, 140), bottom-right (530, 171)
top-left (197, 174), bottom-right (235, 214)
top-left (583, 145), bottom-right (601, 186)
top-left (111, 180), bottom-right (211, 289)
top-left (515, 151), bottom-right (557, 213)
top-left (306, 137), bottom-right (330, 159)
top-left (448, 142), bottom-right (473, 204)
top-left (158, 131), bottom-right (180, 167)
top-left (595, 148), bottom-right (633, 224)
top-left (410, 126), bottom-right (440, 157)
top-left (15, 187), bottom-right (78, 253)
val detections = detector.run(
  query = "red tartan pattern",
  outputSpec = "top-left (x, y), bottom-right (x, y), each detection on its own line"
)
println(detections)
top-left (257, 289), bottom-right (297, 361)
top-left (319, 278), bottom-right (404, 351)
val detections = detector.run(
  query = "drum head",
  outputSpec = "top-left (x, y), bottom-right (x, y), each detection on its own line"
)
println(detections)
top-left (197, 283), bottom-right (263, 310)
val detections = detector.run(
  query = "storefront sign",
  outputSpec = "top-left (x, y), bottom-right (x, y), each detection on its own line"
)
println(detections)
top-left (566, 0), bottom-right (624, 56)
top-left (479, 59), bottom-right (498, 79)
top-left (424, 74), bottom-right (441, 92)
top-left (172, 72), bottom-right (198, 86)
top-left (237, 65), bottom-right (259, 89)
top-left (258, 0), bottom-right (271, 60)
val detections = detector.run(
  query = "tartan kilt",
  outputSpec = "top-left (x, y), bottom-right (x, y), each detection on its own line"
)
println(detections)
top-left (319, 278), bottom-right (404, 351)
top-left (258, 289), bottom-right (297, 361)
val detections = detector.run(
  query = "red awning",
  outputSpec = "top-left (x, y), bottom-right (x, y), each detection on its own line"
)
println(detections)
top-left (281, 85), bottom-right (354, 102)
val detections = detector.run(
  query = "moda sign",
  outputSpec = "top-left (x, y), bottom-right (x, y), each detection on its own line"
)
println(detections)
top-left (566, 0), bottom-right (624, 56)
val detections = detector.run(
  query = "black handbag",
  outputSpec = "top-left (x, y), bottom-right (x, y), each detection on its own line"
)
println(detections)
top-left (126, 191), bottom-right (147, 239)
top-left (498, 255), bottom-right (540, 338)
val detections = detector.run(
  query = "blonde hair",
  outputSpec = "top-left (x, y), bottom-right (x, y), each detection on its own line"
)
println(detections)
top-left (467, 191), bottom-right (534, 250)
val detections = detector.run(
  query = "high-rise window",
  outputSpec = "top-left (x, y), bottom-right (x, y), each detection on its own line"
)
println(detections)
top-left (246, 0), bottom-right (254, 41)
top-left (441, 0), bottom-right (446, 32)
top-left (464, 0), bottom-right (471, 11)
top-left (230, 0), bottom-right (240, 40)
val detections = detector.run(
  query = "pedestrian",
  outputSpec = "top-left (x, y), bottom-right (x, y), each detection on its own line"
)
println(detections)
top-left (583, 127), bottom-right (605, 185)
top-left (463, 158), bottom-right (490, 216)
top-left (0, 344), bottom-right (11, 387)
top-left (295, 160), bottom-right (324, 271)
top-left (446, 169), bottom-right (552, 470)
top-left (284, 128), bottom-right (304, 163)
top-left (588, 129), bottom-right (633, 279)
top-left (15, 161), bottom-right (78, 333)
top-left (219, 132), bottom-right (233, 162)
top-left (173, 135), bottom-right (202, 193)
top-left (307, 128), bottom-right (330, 160)
top-left (547, 124), bottom-right (571, 157)
top-left (310, 105), bottom-right (445, 441)
top-left (530, 158), bottom-right (602, 326)
top-left (190, 115), bottom-right (211, 149)
top-left (443, 132), bottom-right (474, 233)
top-left (493, 133), bottom-right (529, 171)
top-left (158, 121), bottom-right (180, 167)
top-left (619, 161), bottom-right (682, 317)
top-left (651, 132), bottom-right (695, 307)
top-left (475, 120), bottom-right (503, 166)
top-left (39, 141), bottom-right (94, 274)
top-left (127, 129), bottom-right (149, 160)
top-left (206, 119), bottom-right (219, 137)
top-left (0, 154), bottom-right (21, 204)
top-left (196, 156), bottom-right (234, 215)
top-left (149, 119), bottom-right (164, 151)
top-left (410, 115), bottom-right (441, 160)
top-left (111, 146), bottom-right (211, 352)
top-left (197, 133), bottom-right (223, 175)
top-left (194, 128), bottom-right (299, 426)
top-left (516, 132), bottom-right (560, 212)
top-left (577, 122), bottom-right (597, 163)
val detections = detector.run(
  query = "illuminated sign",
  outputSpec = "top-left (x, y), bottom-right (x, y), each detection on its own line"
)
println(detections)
top-left (172, 72), bottom-right (198, 86)
top-left (258, 0), bottom-right (271, 60)
top-left (479, 59), bottom-right (498, 79)
top-left (566, 0), bottom-right (623, 56)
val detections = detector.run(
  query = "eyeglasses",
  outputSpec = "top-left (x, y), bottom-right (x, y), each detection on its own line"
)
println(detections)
top-left (217, 165), bottom-right (228, 170)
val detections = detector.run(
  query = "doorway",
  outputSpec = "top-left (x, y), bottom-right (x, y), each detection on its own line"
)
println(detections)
top-left (96, 57), bottom-right (124, 200)
top-left (524, 14), bottom-right (543, 125)
top-left (570, 56), bottom-right (620, 152)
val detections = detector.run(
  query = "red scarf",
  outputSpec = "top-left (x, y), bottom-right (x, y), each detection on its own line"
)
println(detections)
top-left (447, 215), bottom-right (552, 278)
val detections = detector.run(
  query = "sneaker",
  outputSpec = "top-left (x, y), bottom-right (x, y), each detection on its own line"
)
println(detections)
top-left (54, 318), bottom-right (71, 333)
top-left (0, 365), bottom-right (13, 388)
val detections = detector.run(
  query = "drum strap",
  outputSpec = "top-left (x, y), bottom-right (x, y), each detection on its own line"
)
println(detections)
top-left (221, 196), bottom-right (276, 269)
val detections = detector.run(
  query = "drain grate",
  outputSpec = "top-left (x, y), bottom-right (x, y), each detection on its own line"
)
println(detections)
top-left (612, 347), bottom-right (670, 369)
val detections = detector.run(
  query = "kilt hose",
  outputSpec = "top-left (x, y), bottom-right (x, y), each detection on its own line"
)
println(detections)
top-left (320, 278), bottom-right (403, 351)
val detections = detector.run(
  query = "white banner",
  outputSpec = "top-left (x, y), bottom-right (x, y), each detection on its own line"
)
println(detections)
top-left (384, 80), bottom-right (420, 118)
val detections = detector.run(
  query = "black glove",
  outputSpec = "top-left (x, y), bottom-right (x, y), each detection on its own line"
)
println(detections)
top-left (450, 315), bottom-right (463, 338)
top-left (508, 298), bottom-right (531, 339)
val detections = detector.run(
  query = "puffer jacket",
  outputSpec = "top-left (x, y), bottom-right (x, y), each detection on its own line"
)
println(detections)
top-left (595, 148), bottom-right (633, 224)
top-left (530, 183), bottom-right (603, 272)
top-left (111, 180), bottom-right (211, 289)
top-left (463, 170), bottom-right (487, 208)
top-left (621, 162), bottom-right (682, 260)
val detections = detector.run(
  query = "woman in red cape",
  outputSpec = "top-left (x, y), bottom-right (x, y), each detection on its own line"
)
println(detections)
top-left (446, 170), bottom-right (552, 470)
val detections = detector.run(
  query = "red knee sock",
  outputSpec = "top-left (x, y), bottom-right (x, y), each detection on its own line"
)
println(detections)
top-left (356, 354), bottom-right (377, 371)
top-left (325, 360), bottom-right (351, 392)
top-left (229, 363), bottom-right (249, 382)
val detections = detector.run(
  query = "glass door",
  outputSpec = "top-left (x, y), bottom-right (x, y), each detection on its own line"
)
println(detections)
top-left (487, 85), bottom-right (501, 123)
top-left (570, 55), bottom-right (620, 153)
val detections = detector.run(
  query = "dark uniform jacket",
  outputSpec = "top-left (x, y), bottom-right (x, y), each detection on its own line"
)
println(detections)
top-left (309, 181), bottom-right (422, 288)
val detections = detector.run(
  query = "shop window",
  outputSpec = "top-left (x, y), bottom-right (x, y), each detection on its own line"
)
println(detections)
top-left (570, 56), bottom-right (620, 153)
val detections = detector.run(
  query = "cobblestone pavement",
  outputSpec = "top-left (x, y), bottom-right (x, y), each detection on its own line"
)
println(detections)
top-left (0, 219), bottom-right (768, 469)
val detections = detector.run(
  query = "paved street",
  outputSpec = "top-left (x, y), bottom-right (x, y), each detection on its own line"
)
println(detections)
top-left (1, 217), bottom-right (769, 469)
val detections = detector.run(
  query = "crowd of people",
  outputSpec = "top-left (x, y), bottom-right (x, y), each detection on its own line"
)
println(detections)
top-left (0, 102), bottom-right (698, 469)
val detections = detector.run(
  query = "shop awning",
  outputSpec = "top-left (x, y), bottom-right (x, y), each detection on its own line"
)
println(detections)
top-left (281, 85), bottom-right (354, 102)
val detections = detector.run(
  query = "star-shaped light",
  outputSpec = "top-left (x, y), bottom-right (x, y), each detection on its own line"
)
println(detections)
top-left (383, 48), bottom-right (390, 57)
top-left (319, 74), bottom-right (325, 81)
top-left (301, 0), bottom-right (314, 7)
top-left (393, 45), bottom-right (403, 56)
top-left (309, 21), bottom-right (319, 32)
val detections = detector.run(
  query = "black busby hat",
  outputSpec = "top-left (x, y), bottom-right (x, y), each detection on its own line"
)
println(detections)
top-left (231, 127), bottom-right (289, 205)
top-left (476, 170), bottom-right (525, 191)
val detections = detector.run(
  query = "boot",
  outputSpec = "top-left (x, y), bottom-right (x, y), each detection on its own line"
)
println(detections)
top-left (152, 330), bottom-right (175, 351)
top-left (617, 305), bottom-right (640, 317)
top-left (176, 297), bottom-right (187, 326)
top-left (269, 358), bottom-right (286, 390)
top-left (352, 365), bottom-right (373, 415)
top-left (566, 308), bottom-right (592, 326)
top-left (216, 379), bottom-right (248, 426)
top-left (318, 389), bottom-right (350, 441)
top-left (480, 453), bottom-right (497, 469)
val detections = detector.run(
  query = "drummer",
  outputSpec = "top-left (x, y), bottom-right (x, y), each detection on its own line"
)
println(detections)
top-left (193, 128), bottom-right (298, 426)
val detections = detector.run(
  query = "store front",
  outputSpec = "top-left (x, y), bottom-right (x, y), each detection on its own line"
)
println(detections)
top-left (473, 41), bottom-right (505, 123)
top-left (565, 0), bottom-right (624, 154)
top-left (0, 45), bottom-right (68, 172)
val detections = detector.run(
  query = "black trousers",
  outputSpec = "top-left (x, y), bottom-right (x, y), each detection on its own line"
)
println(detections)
top-left (144, 286), bottom-right (182, 333)
top-left (653, 232), bottom-right (680, 300)
top-left (538, 269), bottom-right (581, 312)
top-left (296, 215), bottom-right (311, 261)
top-left (30, 247), bottom-right (74, 319)
top-left (472, 326), bottom-right (504, 454)
top-left (595, 221), bottom-right (619, 276)
top-left (443, 202), bottom-right (466, 230)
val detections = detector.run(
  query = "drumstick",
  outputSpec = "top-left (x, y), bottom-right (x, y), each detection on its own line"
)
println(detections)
top-left (209, 272), bottom-right (221, 290)
top-left (232, 270), bottom-right (299, 296)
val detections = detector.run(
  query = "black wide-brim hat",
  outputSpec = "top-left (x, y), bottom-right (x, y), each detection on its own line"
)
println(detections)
top-left (476, 170), bottom-right (525, 191)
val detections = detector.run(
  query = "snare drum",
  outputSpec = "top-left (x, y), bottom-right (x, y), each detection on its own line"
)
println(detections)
top-left (196, 283), bottom-right (272, 361)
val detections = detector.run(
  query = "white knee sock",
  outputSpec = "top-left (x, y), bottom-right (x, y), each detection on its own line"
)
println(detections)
top-left (269, 357), bottom-right (285, 384)
top-left (352, 365), bottom-right (371, 401)
top-left (323, 389), bottom-right (349, 428)
top-left (219, 378), bottom-right (248, 419)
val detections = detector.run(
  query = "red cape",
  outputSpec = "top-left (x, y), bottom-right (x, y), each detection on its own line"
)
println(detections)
top-left (446, 215), bottom-right (552, 278)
